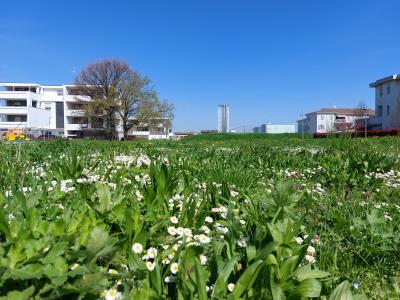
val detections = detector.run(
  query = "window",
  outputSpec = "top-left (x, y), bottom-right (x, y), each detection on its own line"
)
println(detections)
top-left (379, 86), bottom-right (383, 97)
top-left (318, 124), bottom-right (324, 130)
top-left (377, 105), bottom-right (383, 117)
top-left (321, 115), bottom-right (324, 120)
top-left (387, 105), bottom-right (390, 116)
top-left (57, 89), bottom-right (63, 96)
top-left (387, 84), bottom-right (391, 95)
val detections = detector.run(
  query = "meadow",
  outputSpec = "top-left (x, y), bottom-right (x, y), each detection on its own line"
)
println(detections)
top-left (0, 134), bottom-right (399, 299)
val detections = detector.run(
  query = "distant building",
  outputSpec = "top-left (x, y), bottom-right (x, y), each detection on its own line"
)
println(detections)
top-left (297, 108), bottom-right (374, 134)
top-left (369, 75), bottom-right (400, 129)
top-left (256, 123), bottom-right (295, 134)
top-left (174, 131), bottom-right (198, 140)
top-left (217, 104), bottom-right (230, 133)
top-left (253, 126), bottom-right (261, 133)
top-left (264, 124), bottom-right (295, 134)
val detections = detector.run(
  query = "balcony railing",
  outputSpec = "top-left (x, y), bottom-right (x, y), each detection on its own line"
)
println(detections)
top-left (0, 107), bottom-right (28, 115)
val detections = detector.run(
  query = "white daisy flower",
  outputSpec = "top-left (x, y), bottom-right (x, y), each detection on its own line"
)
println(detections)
top-left (170, 262), bottom-right (179, 274)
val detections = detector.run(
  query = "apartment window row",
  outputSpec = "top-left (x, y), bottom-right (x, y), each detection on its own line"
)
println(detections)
top-left (377, 105), bottom-right (390, 117)
top-left (380, 84), bottom-right (391, 97)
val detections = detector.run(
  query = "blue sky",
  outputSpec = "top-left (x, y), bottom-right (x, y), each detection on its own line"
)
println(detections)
top-left (1, 0), bottom-right (400, 131)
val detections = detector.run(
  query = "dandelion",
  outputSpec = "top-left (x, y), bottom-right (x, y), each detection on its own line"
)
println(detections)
top-left (170, 262), bottom-right (179, 274)
top-left (108, 269), bottom-right (118, 275)
top-left (170, 216), bottom-right (179, 224)
top-left (132, 243), bottom-right (143, 254)
top-left (146, 261), bottom-right (156, 272)
top-left (228, 283), bottom-right (235, 292)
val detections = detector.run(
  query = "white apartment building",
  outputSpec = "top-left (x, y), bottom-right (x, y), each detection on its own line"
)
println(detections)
top-left (369, 75), bottom-right (400, 129)
top-left (297, 108), bottom-right (374, 134)
top-left (0, 82), bottom-right (173, 140)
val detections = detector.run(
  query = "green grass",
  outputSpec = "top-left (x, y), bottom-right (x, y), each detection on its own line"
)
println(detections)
top-left (0, 136), bottom-right (398, 299)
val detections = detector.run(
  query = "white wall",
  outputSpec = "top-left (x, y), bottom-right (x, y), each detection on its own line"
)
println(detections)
top-left (373, 81), bottom-right (400, 129)
top-left (27, 107), bottom-right (51, 129)
top-left (266, 124), bottom-right (295, 133)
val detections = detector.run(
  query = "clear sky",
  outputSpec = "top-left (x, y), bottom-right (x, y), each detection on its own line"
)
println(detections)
top-left (1, 0), bottom-right (400, 131)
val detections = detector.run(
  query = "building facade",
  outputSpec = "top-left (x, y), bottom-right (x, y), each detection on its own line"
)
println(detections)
top-left (0, 82), bottom-right (173, 139)
top-left (297, 108), bottom-right (374, 134)
top-left (259, 124), bottom-right (295, 134)
top-left (217, 104), bottom-right (230, 133)
top-left (369, 75), bottom-right (400, 129)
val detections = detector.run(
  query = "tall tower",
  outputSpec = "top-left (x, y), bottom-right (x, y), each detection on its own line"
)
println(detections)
top-left (218, 104), bottom-right (230, 133)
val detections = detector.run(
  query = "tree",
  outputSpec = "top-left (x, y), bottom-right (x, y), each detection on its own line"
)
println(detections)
top-left (116, 72), bottom-right (173, 140)
top-left (74, 59), bottom-right (132, 139)
top-left (75, 59), bottom-right (174, 140)
top-left (354, 101), bottom-right (368, 136)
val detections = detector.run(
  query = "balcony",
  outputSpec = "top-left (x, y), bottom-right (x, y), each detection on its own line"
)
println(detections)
top-left (0, 106), bottom-right (28, 115)
top-left (64, 95), bottom-right (91, 102)
top-left (65, 109), bottom-right (86, 117)
top-left (65, 124), bottom-right (84, 131)
top-left (0, 121), bottom-right (27, 129)
top-left (0, 91), bottom-right (41, 101)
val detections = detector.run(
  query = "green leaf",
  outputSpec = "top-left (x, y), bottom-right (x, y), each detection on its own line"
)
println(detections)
top-left (0, 286), bottom-right (35, 300)
top-left (149, 263), bottom-right (162, 295)
top-left (95, 182), bottom-right (113, 213)
top-left (291, 265), bottom-right (330, 282)
top-left (246, 245), bottom-right (256, 262)
top-left (329, 280), bottom-right (353, 300)
top-left (6, 264), bottom-right (43, 280)
top-left (211, 256), bottom-right (238, 298)
top-left (270, 267), bottom-right (284, 300)
top-left (14, 190), bottom-right (28, 218)
top-left (0, 209), bottom-right (11, 240)
top-left (230, 260), bottom-right (264, 299)
top-left (280, 255), bottom-right (299, 280)
top-left (254, 241), bottom-right (279, 261)
top-left (288, 278), bottom-right (322, 299)
top-left (195, 259), bottom-right (208, 300)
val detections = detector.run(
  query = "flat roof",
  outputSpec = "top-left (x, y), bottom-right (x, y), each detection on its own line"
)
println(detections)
top-left (0, 82), bottom-right (40, 87)
top-left (369, 75), bottom-right (399, 87)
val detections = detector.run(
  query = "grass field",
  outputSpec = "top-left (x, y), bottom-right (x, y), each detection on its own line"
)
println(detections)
top-left (0, 134), bottom-right (399, 299)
